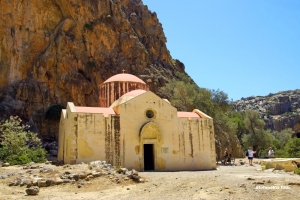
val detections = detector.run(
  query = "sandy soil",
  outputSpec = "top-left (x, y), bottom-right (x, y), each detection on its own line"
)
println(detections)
top-left (0, 158), bottom-right (299, 200)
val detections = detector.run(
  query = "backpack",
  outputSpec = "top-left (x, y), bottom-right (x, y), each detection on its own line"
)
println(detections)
top-left (246, 151), bottom-right (249, 156)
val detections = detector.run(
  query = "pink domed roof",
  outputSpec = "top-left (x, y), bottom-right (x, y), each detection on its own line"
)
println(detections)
top-left (110, 89), bottom-right (147, 109)
top-left (103, 73), bottom-right (146, 84)
top-left (121, 89), bottom-right (147, 98)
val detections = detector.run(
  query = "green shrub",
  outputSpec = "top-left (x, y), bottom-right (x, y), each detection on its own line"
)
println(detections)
top-left (273, 149), bottom-right (289, 158)
top-left (2, 148), bottom-right (46, 165)
top-left (0, 116), bottom-right (47, 165)
top-left (28, 148), bottom-right (47, 163)
top-left (295, 168), bottom-right (300, 175)
top-left (4, 154), bottom-right (31, 165)
top-left (285, 138), bottom-right (300, 158)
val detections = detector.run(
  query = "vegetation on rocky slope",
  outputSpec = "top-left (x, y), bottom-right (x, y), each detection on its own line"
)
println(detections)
top-left (0, 116), bottom-right (46, 165)
top-left (158, 72), bottom-right (243, 158)
top-left (231, 89), bottom-right (300, 132)
top-left (159, 75), bottom-right (300, 158)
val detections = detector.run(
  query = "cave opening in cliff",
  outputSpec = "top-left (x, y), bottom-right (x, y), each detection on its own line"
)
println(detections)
top-left (144, 144), bottom-right (154, 171)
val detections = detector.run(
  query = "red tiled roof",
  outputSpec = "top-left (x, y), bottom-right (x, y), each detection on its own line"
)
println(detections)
top-left (177, 112), bottom-right (201, 118)
top-left (103, 73), bottom-right (146, 84)
top-left (75, 107), bottom-right (115, 117)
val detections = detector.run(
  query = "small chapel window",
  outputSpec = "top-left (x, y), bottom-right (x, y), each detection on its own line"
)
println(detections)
top-left (146, 110), bottom-right (154, 119)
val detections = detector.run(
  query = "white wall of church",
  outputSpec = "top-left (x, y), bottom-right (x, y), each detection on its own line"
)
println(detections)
top-left (176, 118), bottom-right (216, 170)
top-left (58, 94), bottom-right (216, 171)
top-left (118, 91), bottom-right (216, 171)
top-left (76, 113), bottom-right (106, 163)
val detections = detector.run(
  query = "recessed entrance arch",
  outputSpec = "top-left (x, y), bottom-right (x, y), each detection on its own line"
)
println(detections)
top-left (140, 122), bottom-right (161, 171)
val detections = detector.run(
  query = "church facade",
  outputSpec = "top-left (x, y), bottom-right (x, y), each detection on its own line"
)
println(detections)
top-left (58, 73), bottom-right (216, 171)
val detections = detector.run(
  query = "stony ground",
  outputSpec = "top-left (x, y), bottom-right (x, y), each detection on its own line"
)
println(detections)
top-left (0, 158), bottom-right (300, 200)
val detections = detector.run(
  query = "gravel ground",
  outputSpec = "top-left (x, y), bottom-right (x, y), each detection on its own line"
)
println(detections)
top-left (0, 158), bottom-right (299, 200)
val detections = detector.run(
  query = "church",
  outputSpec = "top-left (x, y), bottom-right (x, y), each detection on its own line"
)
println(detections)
top-left (58, 73), bottom-right (216, 171)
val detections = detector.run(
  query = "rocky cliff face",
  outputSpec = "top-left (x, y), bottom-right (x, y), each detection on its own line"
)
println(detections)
top-left (0, 0), bottom-right (242, 158)
top-left (0, 0), bottom-right (185, 140)
top-left (232, 89), bottom-right (300, 134)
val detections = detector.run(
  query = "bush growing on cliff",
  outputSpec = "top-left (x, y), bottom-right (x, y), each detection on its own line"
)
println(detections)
top-left (0, 116), bottom-right (46, 165)
top-left (84, 23), bottom-right (94, 31)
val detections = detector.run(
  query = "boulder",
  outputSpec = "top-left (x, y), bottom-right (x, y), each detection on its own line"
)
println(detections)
top-left (2, 163), bottom-right (10, 167)
top-left (26, 186), bottom-right (39, 195)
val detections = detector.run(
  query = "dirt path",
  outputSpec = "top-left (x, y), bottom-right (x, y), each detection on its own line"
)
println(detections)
top-left (0, 159), bottom-right (300, 200)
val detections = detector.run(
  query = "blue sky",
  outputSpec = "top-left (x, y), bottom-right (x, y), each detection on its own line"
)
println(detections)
top-left (142, 0), bottom-right (300, 101)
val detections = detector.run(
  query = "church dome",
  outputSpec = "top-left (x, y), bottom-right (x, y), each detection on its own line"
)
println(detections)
top-left (103, 73), bottom-right (146, 84)
top-left (110, 89), bottom-right (147, 109)
top-left (121, 89), bottom-right (147, 97)
top-left (99, 73), bottom-right (148, 107)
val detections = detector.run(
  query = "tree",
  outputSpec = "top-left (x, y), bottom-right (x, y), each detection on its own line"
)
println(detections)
top-left (158, 72), bottom-right (204, 111)
top-left (0, 116), bottom-right (46, 165)
top-left (228, 111), bottom-right (247, 146)
top-left (211, 89), bottom-right (230, 112)
top-left (285, 138), bottom-right (300, 158)
top-left (272, 128), bottom-right (293, 148)
top-left (242, 110), bottom-right (272, 156)
top-left (158, 72), bottom-right (239, 156)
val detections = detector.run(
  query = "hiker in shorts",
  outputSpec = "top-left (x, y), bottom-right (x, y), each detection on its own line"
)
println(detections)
top-left (268, 147), bottom-right (274, 158)
top-left (247, 147), bottom-right (256, 166)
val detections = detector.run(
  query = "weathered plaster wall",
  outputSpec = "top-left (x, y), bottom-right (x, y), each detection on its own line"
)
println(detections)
top-left (119, 91), bottom-right (216, 171)
top-left (76, 114), bottom-right (120, 165)
top-left (119, 91), bottom-right (178, 171)
top-left (76, 113), bottom-right (105, 163)
top-left (59, 93), bottom-right (216, 171)
top-left (57, 110), bottom-right (66, 161)
top-left (177, 118), bottom-right (216, 170)
top-left (58, 102), bottom-right (122, 165)
top-left (59, 102), bottom-right (78, 164)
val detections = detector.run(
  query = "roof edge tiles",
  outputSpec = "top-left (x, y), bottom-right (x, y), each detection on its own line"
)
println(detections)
top-left (177, 112), bottom-right (201, 118)
top-left (75, 107), bottom-right (115, 117)
top-left (193, 109), bottom-right (212, 119)
top-left (103, 73), bottom-right (146, 84)
top-left (121, 89), bottom-right (147, 98)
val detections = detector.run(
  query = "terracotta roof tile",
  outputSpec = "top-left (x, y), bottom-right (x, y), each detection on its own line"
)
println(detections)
top-left (177, 112), bottom-right (201, 118)
top-left (75, 107), bottom-right (115, 117)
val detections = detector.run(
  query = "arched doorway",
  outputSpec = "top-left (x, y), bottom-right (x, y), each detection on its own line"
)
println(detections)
top-left (140, 122), bottom-right (161, 171)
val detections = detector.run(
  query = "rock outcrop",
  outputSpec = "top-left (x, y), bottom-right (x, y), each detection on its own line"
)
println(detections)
top-left (0, 0), bottom-right (242, 157)
top-left (232, 89), bottom-right (300, 134)
top-left (0, 0), bottom-right (184, 140)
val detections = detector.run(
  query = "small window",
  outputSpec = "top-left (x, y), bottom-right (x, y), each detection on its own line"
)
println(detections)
top-left (146, 110), bottom-right (154, 118)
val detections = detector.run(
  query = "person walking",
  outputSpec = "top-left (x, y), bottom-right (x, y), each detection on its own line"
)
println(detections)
top-left (247, 147), bottom-right (256, 166)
